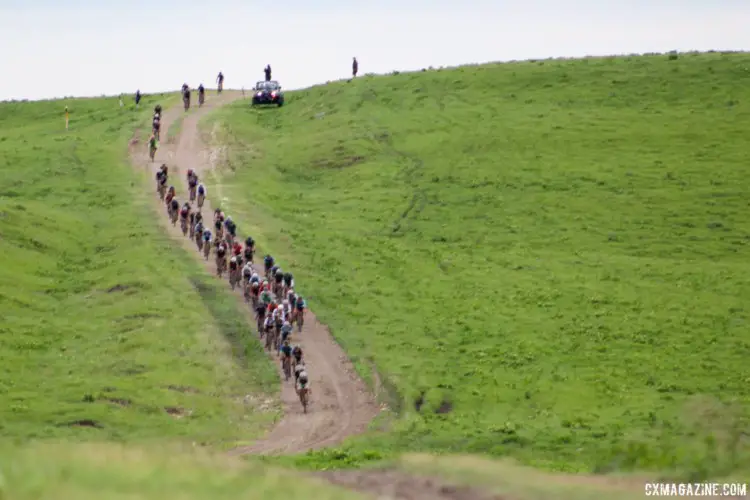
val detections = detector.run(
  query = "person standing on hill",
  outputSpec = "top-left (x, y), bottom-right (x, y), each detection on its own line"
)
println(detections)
top-left (135, 89), bottom-right (142, 107)
top-left (352, 57), bottom-right (358, 78)
top-left (264, 65), bottom-right (272, 82)
top-left (216, 72), bottom-right (224, 93)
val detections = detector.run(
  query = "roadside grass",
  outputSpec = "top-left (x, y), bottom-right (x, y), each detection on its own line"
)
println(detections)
top-left (0, 94), bottom-right (278, 447)
top-left (207, 51), bottom-right (750, 479)
top-left (0, 442), bottom-right (363, 500)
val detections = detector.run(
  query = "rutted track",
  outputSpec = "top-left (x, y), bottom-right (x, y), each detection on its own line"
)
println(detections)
top-left (128, 92), bottom-right (379, 455)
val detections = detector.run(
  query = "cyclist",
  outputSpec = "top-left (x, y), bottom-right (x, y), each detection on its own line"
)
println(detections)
top-left (264, 255), bottom-right (274, 276)
top-left (292, 344), bottom-right (303, 365)
top-left (280, 320), bottom-right (293, 346)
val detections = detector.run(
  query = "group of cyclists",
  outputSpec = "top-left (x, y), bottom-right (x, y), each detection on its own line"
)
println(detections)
top-left (148, 74), bottom-right (225, 159)
top-left (150, 121), bottom-right (312, 412)
top-left (148, 104), bottom-right (163, 161)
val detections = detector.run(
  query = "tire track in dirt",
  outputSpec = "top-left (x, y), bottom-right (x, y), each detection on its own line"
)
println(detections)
top-left (128, 91), bottom-right (379, 455)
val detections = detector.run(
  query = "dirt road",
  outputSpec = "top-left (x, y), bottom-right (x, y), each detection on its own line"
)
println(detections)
top-left (125, 93), bottom-right (656, 500)
top-left (127, 93), bottom-right (511, 500)
top-left (129, 91), bottom-right (379, 455)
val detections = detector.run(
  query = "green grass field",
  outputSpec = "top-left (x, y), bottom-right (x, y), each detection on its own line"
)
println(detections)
top-left (0, 94), bottom-right (371, 498)
top-left (0, 442), bottom-right (362, 500)
top-left (0, 95), bottom-right (279, 445)
top-left (208, 51), bottom-right (750, 479)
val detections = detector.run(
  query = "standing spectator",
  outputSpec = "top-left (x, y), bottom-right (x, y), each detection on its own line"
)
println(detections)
top-left (352, 57), bottom-right (358, 78)
top-left (264, 64), bottom-right (272, 81)
top-left (135, 89), bottom-right (142, 107)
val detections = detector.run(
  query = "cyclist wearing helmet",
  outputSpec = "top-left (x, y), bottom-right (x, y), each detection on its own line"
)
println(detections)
top-left (244, 237), bottom-right (255, 262)
top-left (264, 255), bottom-right (274, 275)
top-left (224, 216), bottom-right (237, 238)
top-left (281, 299), bottom-right (291, 318)
top-left (272, 303), bottom-right (285, 323)
top-left (148, 134), bottom-right (158, 158)
top-left (170, 198), bottom-right (179, 215)
top-left (180, 202), bottom-right (190, 219)
top-left (255, 301), bottom-right (266, 322)
top-left (232, 241), bottom-right (242, 256)
top-left (197, 183), bottom-right (206, 197)
top-left (295, 295), bottom-right (306, 312)
top-left (195, 220), bottom-right (204, 236)
top-left (263, 314), bottom-right (274, 336)
top-left (242, 262), bottom-right (253, 281)
top-left (165, 186), bottom-right (176, 206)
top-left (292, 344), bottom-right (303, 364)
top-left (155, 169), bottom-right (167, 190)
top-left (274, 267), bottom-right (284, 284)
top-left (152, 114), bottom-right (161, 137)
top-left (283, 272), bottom-right (294, 289)
top-left (280, 338), bottom-right (292, 358)
top-left (229, 256), bottom-right (238, 272)
top-left (259, 287), bottom-right (273, 306)
top-left (202, 228), bottom-right (212, 243)
top-left (294, 360), bottom-right (305, 382)
top-left (280, 320), bottom-right (293, 345)
top-left (296, 370), bottom-right (309, 392)
top-left (216, 242), bottom-right (227, 260)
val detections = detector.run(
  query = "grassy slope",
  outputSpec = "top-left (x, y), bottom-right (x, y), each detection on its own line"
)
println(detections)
top-left (0, 442), bottom-right (363, 500)
top-left (0, 96), bottom-right (280, 445)
top-left (0, 95), bottom-right (363, 499)
top-left (210, 52), bottom-right (750, 478)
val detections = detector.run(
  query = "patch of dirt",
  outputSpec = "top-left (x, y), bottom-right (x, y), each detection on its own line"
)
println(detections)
top-left (103, 397), bottom-right (131, 407)
top-left (318, 469), bottom-right (506, 500)
top-left (164, 406), bottom-right (192, 418)
top-left (128, 93), bottom-right (379, 456)
top-left (167, 384), bottom-right (200, 394)
top-left (106, 284), bottom-right (129, 293)
top-left (65, 419), bottom-right (102, 428)
top-left (435, 400), bottom-right (453, 414)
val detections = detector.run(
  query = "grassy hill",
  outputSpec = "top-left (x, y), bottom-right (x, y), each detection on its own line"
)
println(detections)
top-left (208, 51), bottom-right (750, 479)
top-left (0, 95), bottom-right (365, 498)
top-left (0, 442), bottom-right (362, 500)
top-left (0, 95), bottom-right (279, 445)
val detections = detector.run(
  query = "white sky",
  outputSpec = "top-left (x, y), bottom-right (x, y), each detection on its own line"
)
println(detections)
top-left (0, 0), bottom-right (748, 100)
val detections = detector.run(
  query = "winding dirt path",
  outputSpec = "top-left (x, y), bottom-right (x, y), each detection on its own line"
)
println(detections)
top-left (128, 91), bottom-right (379, 455)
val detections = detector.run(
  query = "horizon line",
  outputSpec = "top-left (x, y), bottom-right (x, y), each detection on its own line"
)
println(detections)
top-left (2, 48), bottom-right (747, 103)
